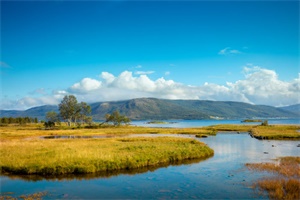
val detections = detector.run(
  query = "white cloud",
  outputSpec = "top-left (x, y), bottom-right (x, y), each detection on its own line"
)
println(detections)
top-left (69, 78), bottom-right (102, 93)
top-left (134, 71), bottom-right (155, 75)
top-left (1, 67), bottom-right (299, 110)
top-left (219, 47), bottom-right (242, 55)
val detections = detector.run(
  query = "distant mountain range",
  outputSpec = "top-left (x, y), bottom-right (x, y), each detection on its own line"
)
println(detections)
top-left (0, 98), bottom-right (299, 120)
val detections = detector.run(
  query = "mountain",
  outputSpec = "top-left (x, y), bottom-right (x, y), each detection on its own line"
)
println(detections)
top-left (91, 98), bottom-right (299, 120)
top-left (0, 105), bottom-right (58, 120)
top-left (279, 104), bottom-right (300, 116)
top-left (0, 98), bottom-right (298, 120)
top-left (90, 98), bottom-right (210, 120)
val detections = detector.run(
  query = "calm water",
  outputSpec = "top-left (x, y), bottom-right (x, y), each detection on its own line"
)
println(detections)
top-left (131, 118), bottom-right (300, 128)
top-left (1, 131), bottom-right (299, 199)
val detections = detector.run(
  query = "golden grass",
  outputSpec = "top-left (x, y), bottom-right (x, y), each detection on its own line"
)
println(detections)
top-left (0, 137), bottom-right (213, 175)
top-left (250, 125), bottom-right (300, 140)
top-left (255, 178), bottom-right (300, 200)
top-left (246, 157), bottom-right (300, 177)
top-left (0, 191), bottom-right (48, 200)
top-left (0, 123), bottom-right (218, 140)
top-left (246, 157), bottom-right (300, 200)
top-left (208, 124), bottom-right (253, 132)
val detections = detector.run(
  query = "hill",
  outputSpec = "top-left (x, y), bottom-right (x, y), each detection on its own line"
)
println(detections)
top-left (91, 98), bottom-right (298, 120)
top-left (0, 98), bottom-right (298, 120)
top-left (279, 104), bottom-right (300, 116)
top-left (0, 105), bottom-right (58, 120)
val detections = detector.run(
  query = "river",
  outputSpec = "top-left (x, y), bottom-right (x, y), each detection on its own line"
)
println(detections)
top-left (1, 119), bottom-right (299, 199)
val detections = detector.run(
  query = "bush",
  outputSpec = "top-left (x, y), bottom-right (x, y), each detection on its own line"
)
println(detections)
top-left (44, 121), bottom-right (55, 129)
top-left (261, 120), bottom-right (269, 126)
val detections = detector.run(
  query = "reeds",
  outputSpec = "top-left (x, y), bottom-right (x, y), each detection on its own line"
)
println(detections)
top-left (246, 157), bottom-right (300, 200)
top-left (0, 191), bottom-right (48, 200)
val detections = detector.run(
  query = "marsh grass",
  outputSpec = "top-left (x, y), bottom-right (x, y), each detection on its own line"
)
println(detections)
top-left (0, 191), bottom-right (48, 200)
top-left (254, 178), bottom-right (300, 200)
top-left (208, 124), bottom-right (253, 132)
top-left (246, 157), bottom-right (300, 200)
top-left (250, 125), bottom-right (300, 140)
top-left (0, 137), bottom-right (213, 175)
top-left (0, 124), bottom-right (218, 140)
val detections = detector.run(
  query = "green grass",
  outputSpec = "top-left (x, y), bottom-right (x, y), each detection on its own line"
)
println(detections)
top-left (0, 136), bottom-right (213, 175)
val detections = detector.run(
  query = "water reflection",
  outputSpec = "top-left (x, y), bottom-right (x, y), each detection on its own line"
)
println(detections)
top-left (2, 158), bottom-right (210, 182)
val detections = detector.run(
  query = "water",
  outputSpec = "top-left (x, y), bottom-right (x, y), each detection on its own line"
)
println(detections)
top-left (1, 132), bottom-right (299, 199)
top-left (131, 118), bottom-right (300, 128)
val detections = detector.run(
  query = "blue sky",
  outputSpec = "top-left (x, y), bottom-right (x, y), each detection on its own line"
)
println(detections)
top-left (1, 0), bottom-right (299, 109)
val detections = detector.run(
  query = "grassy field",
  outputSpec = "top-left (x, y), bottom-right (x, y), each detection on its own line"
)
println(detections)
top-left (0, 124), bottom-right (214, 175)
top-left (250, 125), bottom-right (300, 140)
top-left (0, 123), bottom-right (218, 140)
top-left (246, 157), bottom-right (300, 200)
top-left (1, 123), bottom-right (299, 176)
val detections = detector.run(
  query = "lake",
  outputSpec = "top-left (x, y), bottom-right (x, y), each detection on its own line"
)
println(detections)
top-left (131, 118), bottom-right (300, 127)
top-left (1, 119), bottom-right (299, 199)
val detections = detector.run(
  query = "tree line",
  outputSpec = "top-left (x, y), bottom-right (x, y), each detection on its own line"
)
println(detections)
top-left (0, 117), bottom-right (38, 124)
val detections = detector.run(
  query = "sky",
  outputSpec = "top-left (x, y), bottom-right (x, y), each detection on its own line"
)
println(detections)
top-left (1, 0), bottom-right (299, 110)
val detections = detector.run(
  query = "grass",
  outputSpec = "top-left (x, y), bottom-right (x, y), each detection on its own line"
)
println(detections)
top-left (250, 125), bottom-right (300, 140)
top-left (207, 124), bottom-right (253, 132)
top-left (0, 136), bottom-right (213, 175)
top-left (246, 157), bottom-right (300, 200)
top-left (1, 123), bottom-right (299, 176)
top-left (0, 123), bottom-right (218, 140)
top-left (242, 119), bottom-right (262, 123)
top-left (0, 191), bottom-right (48, 200)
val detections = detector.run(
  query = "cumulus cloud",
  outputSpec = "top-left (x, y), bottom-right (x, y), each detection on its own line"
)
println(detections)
top-left (219, 47), bottom-right (241, 55)
top-left (69, 78), bottom-right (101, 93)
top-left (1, 66), bottom-right (299, 110)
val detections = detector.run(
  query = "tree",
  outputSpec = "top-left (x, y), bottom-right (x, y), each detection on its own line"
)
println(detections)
top-left (78, 102), bottom-right (92, 124)
top-left (105, 110), bottom-right (131, 126)
top-left (59, 95), bottom-right (92, 126)
top-left (46, 111), bottom-right (59, 123)
top-left (59, 95), bottom-right (79, 126)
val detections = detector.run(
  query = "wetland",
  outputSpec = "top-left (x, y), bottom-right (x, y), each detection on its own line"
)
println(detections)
top-left (0, 120), bottom-right (299, 199)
